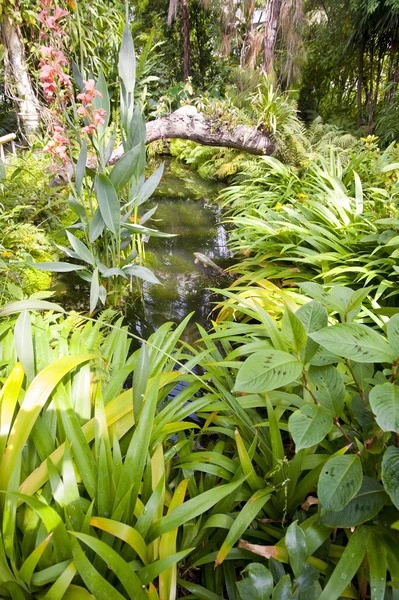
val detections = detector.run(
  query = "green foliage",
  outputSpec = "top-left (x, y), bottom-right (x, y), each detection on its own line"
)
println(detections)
top-left (0, 302), bottom-right (214, 599)
top-left (222, 140), bottom-right (399, 304)
top-left (32, 19), bottom-right (172, 312)
top-left (189, 283), bottom-right (399, 597)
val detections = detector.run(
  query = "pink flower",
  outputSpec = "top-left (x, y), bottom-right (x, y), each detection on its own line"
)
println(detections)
top-left (93, 108), bottom-right (106, 126)
top-left (38, 10), bottom-right (48, 24)
top-left (43, 125), bottom-right (71, 166)
top-left (77, 79), bottom-right (103, 103)
top-left (81, 124), bottom-right (97, 135)
top-left (54, 7), bottom-right (69, 20)
top-left (77, 105), bottom-right (90, 116)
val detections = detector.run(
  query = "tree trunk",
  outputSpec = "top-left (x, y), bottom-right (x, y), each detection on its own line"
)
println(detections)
top-left (263, 0), bottom-right (283, 76)
top-left (357, 37), bottom-right (365, 127)
top-left (2, 15), bottom-right (40, 134)
top-left (369, 42), bottom-right (386, 129)
top-left (181, 0), bottom-right (191, 81)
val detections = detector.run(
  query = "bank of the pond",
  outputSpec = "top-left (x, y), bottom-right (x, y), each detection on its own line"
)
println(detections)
top-left (53, 158), bottom-right (234, 342)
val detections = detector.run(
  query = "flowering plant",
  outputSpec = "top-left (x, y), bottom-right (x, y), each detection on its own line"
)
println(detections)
top-left (31, 2), bottom-right (170, 312)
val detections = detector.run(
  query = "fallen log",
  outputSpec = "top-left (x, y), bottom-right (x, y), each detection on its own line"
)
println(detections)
top-left (50, 105), bottom-right (275, 186)
top-left (110, 105), bottom-right (276, 163)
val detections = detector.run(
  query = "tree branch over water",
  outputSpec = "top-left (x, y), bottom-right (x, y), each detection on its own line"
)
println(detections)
top-left (112, 105), bottom-right (276, 161)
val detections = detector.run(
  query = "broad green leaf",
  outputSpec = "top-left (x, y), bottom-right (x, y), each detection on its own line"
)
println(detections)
top-left (66, 231), bottom-right (95, 266)
top-left (119, 23), bottom-right (136, 94)
top-left (354, 171), bottom-right (363, 215)
top-left (114, 376), bottom-right (160, 511)
top-left (137, 549), bottom-right (194, 585)
top-left (12, 493), bottom-right (71, 562)
top-left (0, 300), bottom-right (64, 316)
top-left (133, 343), bottom-right (149, 421)
top-left (19, 534), bottom-right (53, 584)
top-left (285, 521), bottom-right (307, 578)
top-left (177, 579), bottom-right (224, 600)
top-left (288, 404), bottom-right (332, 451)
top-left (124, 264), bottom-right (160, 284)
top-left (216, 487), bottom-right (272, 566)
top-left (318, 527), bottom-right (369, 600)
top-left (0, 354), bottom-right (95, 490)
top-left (69, 194), bottom-right (87, 220)
top-left (369, 382), bottom-right (399, 433)
top-left (387, 314), bottom-right (399, 358)
top-left (366, 534), bottom-right (386, 600)
top-left (320, 477), bottom-right (387, 527)
top-left (0, 362), bottom-right (24, 459)
top-left (272, 574), bottom-right (293, 600)
top-left (33, 262), bottom-right (86, 272)
top-left (95, 174), bottom-right (120, 235)
top-left (310, 324), bottom-right (395, 363)
top-left (234, 350), bottom-right (303, 393)
top-left (70, 532), bottom-right (147, 599)
top-left (63, 585), bottom-right (95, 600)
top-left (318, 455), bottom-right (363, 513)
top-left (89, 207), bottom-right (105, 243)
top-left (235, 429), bottom-right (264, 492)
top-left (110, 144), bottom-right (141, 190)
top-left (121, 222), bottom-right (175, 238)
top-left (93, 71), bottom-right (110, 137)
top-left (237, 563), bottom-right (274, 600)
top-left (382, 446), bottom-right (399, 509)
top-left (297, 300), bottom-right (328, 364)
top-left (62, 444), bottom-right (85, 532)
top-left (159, 479), bottom-right (188, 599)
top-left (308, 365), bottom-right (345, 416)
top-left (136, 164), bottom-right (164, 205)
top-left (53, 385), bottom-right (97, 500)
top-left (42, 560), bottom-right (77, 600)
top-left (127, 107), bottom-right (145, 151)
top-left (282, 309), bottom-right (307, 354)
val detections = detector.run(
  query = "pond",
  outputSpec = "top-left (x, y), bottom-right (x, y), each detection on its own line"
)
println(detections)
top-left (54, 158), bottom-right (232, 343)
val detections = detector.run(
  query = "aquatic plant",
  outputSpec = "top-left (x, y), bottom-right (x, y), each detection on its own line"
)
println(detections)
top-left (31, 5), bottom-right (172, 312)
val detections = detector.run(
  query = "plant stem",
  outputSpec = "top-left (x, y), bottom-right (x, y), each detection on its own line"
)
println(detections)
top-left (302, 369), bottom-right (320, 406)
top-left (346, 360), bottom-right (367, 406)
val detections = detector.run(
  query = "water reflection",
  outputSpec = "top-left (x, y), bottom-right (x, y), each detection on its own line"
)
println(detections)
top-left (54, 158), bottom-right (232, 344)
top-left (126, 161), bottom-right (232, 343)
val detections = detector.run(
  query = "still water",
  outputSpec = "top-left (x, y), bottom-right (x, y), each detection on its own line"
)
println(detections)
top-left (55, 159), bottom-right (232, 342)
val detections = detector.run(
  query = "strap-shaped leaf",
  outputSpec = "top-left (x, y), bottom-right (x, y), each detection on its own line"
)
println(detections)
top-left (0, 355), bottom-right (95, 491)
top-left (216, 487), bottom-right (272, 566)
top-left (318, 527), bottom-right (369, 600)
top-left (69, 532), bottom-right (147, 599)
